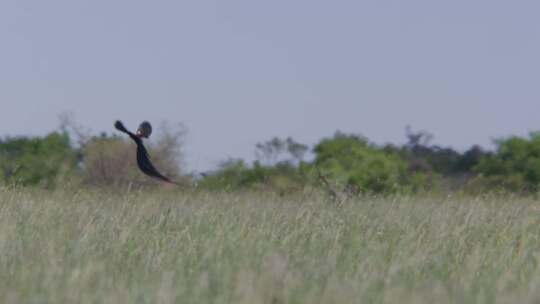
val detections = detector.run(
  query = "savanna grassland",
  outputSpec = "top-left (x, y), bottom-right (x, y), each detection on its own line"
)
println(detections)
top-left (1, 188), bottom-right (540, 303)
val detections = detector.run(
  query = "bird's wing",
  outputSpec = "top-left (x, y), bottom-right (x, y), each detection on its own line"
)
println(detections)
top-left (115, 120), bottom-right (140, 142)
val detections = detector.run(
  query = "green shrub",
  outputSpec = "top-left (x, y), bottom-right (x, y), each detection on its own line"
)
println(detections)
top-left (198, 159), bottom-right (310, 194)
top-left (0, 132), bottom-right (77, 188)
top-left (473, 132), bottom-right (540, 192)
top-left (313, 132), bottom-right (409, 194)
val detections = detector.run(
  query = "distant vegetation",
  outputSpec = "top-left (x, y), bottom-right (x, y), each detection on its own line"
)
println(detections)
top-left (0, 132), bottom-right (77, 188)
top-left (198, 128), bottom-right (540, 196)
top-left (1, 119), bottom-right (540, 195)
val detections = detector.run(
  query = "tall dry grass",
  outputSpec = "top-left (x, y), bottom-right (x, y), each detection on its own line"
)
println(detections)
top-left (1, 188), bottom-right (540, 303)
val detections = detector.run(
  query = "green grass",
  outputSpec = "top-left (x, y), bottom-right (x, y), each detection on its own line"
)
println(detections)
top-left (1, 188), bottom-right (540, 303)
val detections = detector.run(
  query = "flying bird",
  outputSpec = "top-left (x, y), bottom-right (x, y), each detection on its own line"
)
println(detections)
top-left (114, 120), bottom-right (177, 185)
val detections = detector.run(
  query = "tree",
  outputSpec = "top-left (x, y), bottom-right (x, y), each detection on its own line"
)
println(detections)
top-left (255, 137), bottom-right (308, 165)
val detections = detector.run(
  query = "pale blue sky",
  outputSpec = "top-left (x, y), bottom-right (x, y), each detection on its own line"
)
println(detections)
top-left (1, 0), bottom-right (539, 171)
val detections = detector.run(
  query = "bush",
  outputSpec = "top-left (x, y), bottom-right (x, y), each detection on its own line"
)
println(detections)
top-left (81, 135), bottom-right (136, 187)
top-left (0, 132), bottom-right (77, 188)
top-left (198, 159), bottom-right (310, 194)
top-left (473, 132), bottom-right (540, 192)
top-left (313, 132), bottom-right (409, 194)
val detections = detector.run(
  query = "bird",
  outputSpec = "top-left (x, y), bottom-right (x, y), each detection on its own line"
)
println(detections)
top-left (114, 120), bottom-right (177, 185)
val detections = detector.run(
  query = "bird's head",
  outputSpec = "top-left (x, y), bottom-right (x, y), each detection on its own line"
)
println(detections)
top-left (136, 121), bottom-right (152, 138)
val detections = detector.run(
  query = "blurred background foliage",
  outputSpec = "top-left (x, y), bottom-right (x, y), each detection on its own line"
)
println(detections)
top-left (2, 117), bottom-right (540, 195)
top-left (0, 132), bottom-right (77, 188)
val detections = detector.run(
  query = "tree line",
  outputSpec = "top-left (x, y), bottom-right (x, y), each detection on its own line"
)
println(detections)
top-left (1, 122), bottom-right (540, 195)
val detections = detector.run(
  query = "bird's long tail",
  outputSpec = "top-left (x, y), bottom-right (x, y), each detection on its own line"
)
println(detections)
top-left (162, 177), bottom-right (184, 187)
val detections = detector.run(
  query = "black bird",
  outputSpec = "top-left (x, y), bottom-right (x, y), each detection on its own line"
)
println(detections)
top-left (114, 120), bottom-right (176, 184)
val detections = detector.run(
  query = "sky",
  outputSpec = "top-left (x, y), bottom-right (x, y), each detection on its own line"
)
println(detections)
top-left (1, 0), bottom-right (539, 172)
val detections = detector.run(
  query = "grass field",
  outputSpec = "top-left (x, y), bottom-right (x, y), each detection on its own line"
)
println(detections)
top-left (1, 188), bottom-right (540, 303)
